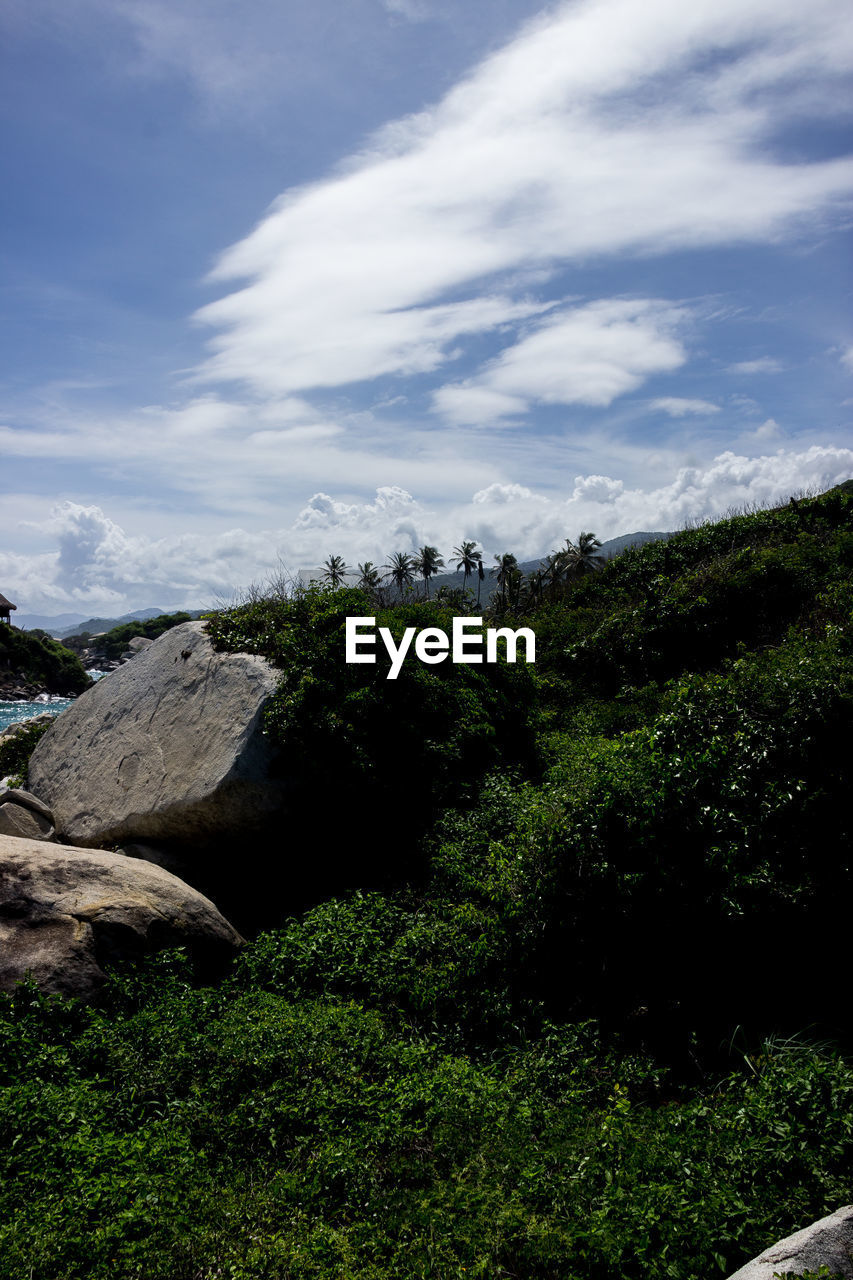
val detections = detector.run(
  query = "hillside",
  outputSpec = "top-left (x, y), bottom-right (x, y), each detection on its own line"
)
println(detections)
top-left (0, 626), bottom-right (92, 698)
top-left (2, 484), bottom-right (852, 1279)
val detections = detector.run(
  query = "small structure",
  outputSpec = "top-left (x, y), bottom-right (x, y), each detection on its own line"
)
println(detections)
top-left (0, 593), bottom-right (17, 626)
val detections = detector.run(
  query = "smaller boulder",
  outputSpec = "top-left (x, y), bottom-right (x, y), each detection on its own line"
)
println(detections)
top-left (728, 1205), bottom-right (853, 1278)
top-left (0, 835), bottom-right (243, 1000)
top-left (119, 635), bottom-right (154, 663)
top-left (1, 788), bottom-right (54, 821)
top-left (0, 802), bottom-right (54, 841)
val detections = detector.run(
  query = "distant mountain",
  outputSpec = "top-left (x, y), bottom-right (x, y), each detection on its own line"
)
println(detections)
top-left (16, 608), bottom-right (167, 639)
top-left (14, 610), bottom-right (91, 633)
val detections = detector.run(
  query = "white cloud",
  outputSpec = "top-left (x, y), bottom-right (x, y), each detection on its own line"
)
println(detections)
top-left (472, 482), bottom-right (540, 505)
top-left (727, 357), bottom-right (786, 374)
top-left (651, 396), bottom-right (721, 417)
top-left (434, 299), bottom-right (688, 423)
top-left (457, 445), bottom-right (853, 558)
top-left (840, 346), bottom-right (853, 372)
top-left (4, 446), bottom-right (852, 614)
top-left (754, 417), bottom-right (781, 438)
top-left (191, 0), bottom-right (853, 399)
top-left (572, 474), bottom-right (625, 503)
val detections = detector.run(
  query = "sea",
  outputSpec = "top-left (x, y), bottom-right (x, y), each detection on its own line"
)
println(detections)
top-left (0, 671), bottom-right (107, 733)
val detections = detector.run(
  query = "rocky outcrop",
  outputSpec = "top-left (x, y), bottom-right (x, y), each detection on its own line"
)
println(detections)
top-left (0, 788), bottom-right (55, 841)
top-left (728, 1205), bottom-right (853, 1279)
top-left (28, 621), bottom-right (286, 851)
top-left (0, 834), bottom-right (243, 999)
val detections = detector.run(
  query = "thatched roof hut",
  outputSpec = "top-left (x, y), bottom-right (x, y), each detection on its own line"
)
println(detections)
top-left (0, 593), bottom-right (17, 625)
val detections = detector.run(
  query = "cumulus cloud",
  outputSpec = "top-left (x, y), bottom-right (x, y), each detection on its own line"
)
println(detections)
top-left (651, 396), bottom-right (721, 417)
top-left (192, 0), bottom-right (853, 400)
top-left (840, 346), bottom-right (853, 372)
top-left (457, 445), bottom-right (853, 558)
top-left (571, 474), bottom-right (625, 503)
top-left (4, 446), bottom-right (852, 614)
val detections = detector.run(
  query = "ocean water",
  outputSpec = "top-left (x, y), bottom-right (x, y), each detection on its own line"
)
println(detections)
top-left (0, 697), bottom-right (73, 733)
top-left (0, 671), bottom-right (106, 734)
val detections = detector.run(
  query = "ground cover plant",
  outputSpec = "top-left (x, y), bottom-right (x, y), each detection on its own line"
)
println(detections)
top-left (3, 484), bottom-right (853, 1277)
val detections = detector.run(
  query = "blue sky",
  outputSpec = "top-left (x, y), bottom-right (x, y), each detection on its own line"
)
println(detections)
top-left (2, 0), bottom-right (852, 615)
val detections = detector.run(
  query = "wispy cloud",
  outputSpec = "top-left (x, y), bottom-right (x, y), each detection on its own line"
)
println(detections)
top-left (651, 396), bottom-right (721, 417)
top-left (433, 300), bottom-right (688, 424)
top-left (727, 357), bottom-right (786, 375)
top-left (193, 0), bottom-right (853, 402)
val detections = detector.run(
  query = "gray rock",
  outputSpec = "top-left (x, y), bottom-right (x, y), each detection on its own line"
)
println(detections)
top-left (0, 834), bottom-right (243, 1000)
top-left (728, 1205), bottom-right (853, 1279)
top-left (0, 788), bottom-right (54, 821)
top-left (119, 635), bottom-right (155, 662)
top-left (0, 801), bottom-right (54, 841)
top-left (28, 621), bottom-right (285, 851)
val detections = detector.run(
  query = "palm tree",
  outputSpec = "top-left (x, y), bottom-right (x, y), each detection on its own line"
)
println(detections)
top-left (413, 545), bottom-right (445, 599)
top-left (573, 531), bottom-right (604, 575)
top-left (322, 554), bottom-right (348, 587)
top-left (493, 552), bottom-right (518, 608)
top-left (356, 561), bottom-right (381, 594)
top-left (544, 547), bottom-right (572, 590)
top-left (453, 540), bottom-right (482, 597)
top-left (384, 551), bottom-right (415, 600)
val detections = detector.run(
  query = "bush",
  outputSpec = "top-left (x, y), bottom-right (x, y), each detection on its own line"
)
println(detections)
top-left (0, 717), bottom-right (53, 785)
top-left (207, 587), bottom-right (539, 890)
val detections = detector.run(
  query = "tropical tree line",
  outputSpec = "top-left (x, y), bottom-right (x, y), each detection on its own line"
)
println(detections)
top-left (318, 532), bottom-right (605, 612)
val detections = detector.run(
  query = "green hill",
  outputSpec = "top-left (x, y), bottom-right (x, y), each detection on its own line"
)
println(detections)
top-left (3, 483), bottom-right (853, 1280)
top-left (0, 626), bottom-right (91, 697)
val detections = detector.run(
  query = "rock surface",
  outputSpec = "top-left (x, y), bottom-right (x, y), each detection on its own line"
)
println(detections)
top-left (28, 621), bottom-right (285, 850)
top-left (0, 834), bottom-right (243, 999)
top-left (119, 635), bottom-right (154, 663)
top-left (0, 801), bottom-right (54, 841)
top-left (0, 787), bottom-right (56, 840)
top-left (727, 1205), bottom-right (853, 1279)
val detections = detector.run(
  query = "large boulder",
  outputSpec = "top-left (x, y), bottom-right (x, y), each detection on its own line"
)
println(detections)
top-left (728, 1205), bottom-right (853, 1279)
top-left (28, 621), bottom-right (285, 851)
top-left (0, 834), bottom-right (243, 1000)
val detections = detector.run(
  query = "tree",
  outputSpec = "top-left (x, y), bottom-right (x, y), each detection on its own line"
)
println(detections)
top-left (574, 530), bottom-right (604, 575)
top-left (322, 555), bottom-right (348, 587)
top-left (384, 551), bottom-right (416, 600)
top-left (356, 561), bottom-right (381, 595)
top-left (453, 540), bottom-right (482, 597)
top-left (494, 552), bottom-right (518, 609)
top-left (413, 545), bottom-right (445, 599)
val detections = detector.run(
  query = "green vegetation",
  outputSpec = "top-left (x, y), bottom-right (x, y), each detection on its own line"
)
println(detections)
top-left (97, 610), bottom-right (194, 660)
top-left (3, 485), bottom-right (853, 1277)
top-left (0, 625), bottom-right (91, 694)
top-left (0, 716), bottom-right (53, 786)
top-left (3, 964), bottom-right (853, 1280)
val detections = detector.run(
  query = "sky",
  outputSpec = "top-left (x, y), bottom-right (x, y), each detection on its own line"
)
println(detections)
top-left (1, 0), bottom-right (852, 617)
